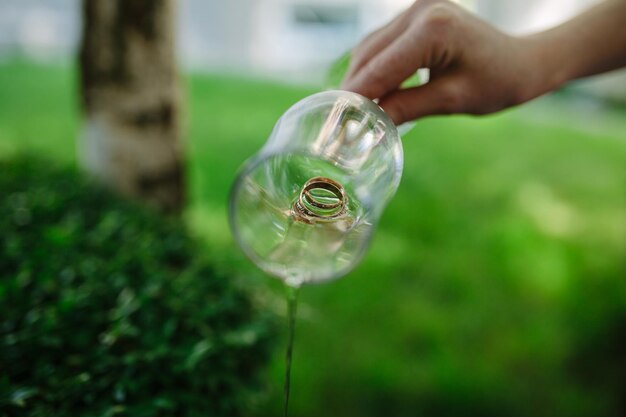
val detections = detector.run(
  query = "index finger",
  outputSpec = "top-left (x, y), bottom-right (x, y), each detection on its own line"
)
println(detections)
top-left (344, 8), bottom-right (412, 81)
top-left (342, 26), bottom-right (424, 99)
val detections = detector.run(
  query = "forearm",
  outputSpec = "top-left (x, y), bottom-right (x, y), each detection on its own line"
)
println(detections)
top-left (526, 0), bottom-right (626, 91)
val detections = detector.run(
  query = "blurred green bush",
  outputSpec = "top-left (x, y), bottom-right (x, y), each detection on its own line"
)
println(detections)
top-left (0, 156), bottom-right (276, 417)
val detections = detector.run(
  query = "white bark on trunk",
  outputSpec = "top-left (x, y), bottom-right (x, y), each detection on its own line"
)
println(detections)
top-left (79, 0), bottom-right (183, 212)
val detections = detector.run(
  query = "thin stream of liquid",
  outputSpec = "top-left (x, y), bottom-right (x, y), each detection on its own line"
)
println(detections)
top-left (283, 284), bottom-right (299, 417)
top-left (282, 178), bottom-right (347, 416)
top-left (282, 178), bottom-right (347, 415)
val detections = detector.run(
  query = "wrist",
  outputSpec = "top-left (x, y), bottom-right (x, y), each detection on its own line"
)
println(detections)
top-left (518, 33), bottom-right (571, 98)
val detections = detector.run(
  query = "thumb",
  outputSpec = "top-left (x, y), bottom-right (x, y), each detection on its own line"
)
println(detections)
top-left (379, 78), bottom-right (465, 124)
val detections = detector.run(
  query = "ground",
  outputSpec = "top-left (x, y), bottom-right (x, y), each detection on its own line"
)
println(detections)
top-left (1, 60), bottom-right (625, 417)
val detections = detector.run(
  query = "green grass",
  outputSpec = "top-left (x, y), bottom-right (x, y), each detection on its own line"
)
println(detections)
top-left (1, 59), bottom-right (625, 417)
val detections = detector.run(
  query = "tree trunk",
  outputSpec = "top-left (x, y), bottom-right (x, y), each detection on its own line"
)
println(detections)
top-left (79, 0), bottom-right (183, 213)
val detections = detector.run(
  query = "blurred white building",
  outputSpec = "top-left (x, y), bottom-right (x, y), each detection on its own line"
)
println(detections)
top-left (0, 0), bottom-right (624, 96)
top-left (178, 0), bottom-right (413, 83)
top-left (0, 0), bottom-right (80, 61)
top-left (0, 0), bottom-right (413, 83)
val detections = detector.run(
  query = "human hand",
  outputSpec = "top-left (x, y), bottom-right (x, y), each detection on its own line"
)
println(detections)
top-left (341, 0), bottom-right (558, 124)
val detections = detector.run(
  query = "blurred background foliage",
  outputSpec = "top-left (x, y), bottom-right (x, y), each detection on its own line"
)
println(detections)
top-left (0, 154), bottom-right (276, 416)
top-left (1, 59), bottom-right (625, 417)
top-left (1, 0), bottom-right (626, 416)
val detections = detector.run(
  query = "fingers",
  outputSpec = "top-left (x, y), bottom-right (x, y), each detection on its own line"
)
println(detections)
top-left (342, 29), bottom-right (425, 100)
top-left (344, 9), bottom-right (412, 81)
top-left (379, 78), bottom-right (466, 124)
top-left (341, 0), bottom-right (523, 124)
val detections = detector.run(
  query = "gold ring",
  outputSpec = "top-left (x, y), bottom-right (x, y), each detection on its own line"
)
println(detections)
top-left (302, 177), bottom-right (344, 209)
top-left (293, 177), bottom-right (347, 222)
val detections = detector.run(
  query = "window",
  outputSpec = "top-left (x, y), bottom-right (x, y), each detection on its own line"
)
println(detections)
top-left (292, 3), bottom-right (358, 28)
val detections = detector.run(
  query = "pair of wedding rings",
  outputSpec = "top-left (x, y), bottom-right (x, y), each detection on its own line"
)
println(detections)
top-left (293, 177), bottom-right (347, 222)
